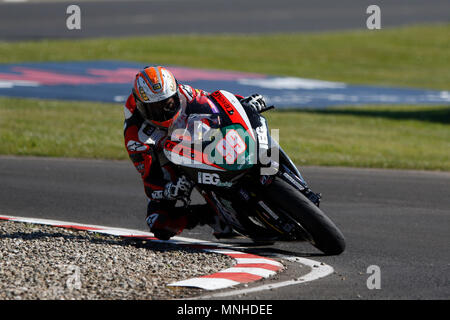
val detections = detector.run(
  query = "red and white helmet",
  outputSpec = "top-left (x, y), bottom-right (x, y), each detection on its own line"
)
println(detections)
top-left (132, 66), bottom-right (181, 128)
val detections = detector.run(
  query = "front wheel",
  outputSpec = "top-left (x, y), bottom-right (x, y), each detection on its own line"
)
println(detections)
top-left (263, 177), bottom-right (346, 255)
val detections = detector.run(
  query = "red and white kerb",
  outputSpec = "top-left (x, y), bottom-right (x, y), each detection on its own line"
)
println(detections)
top-left (0, 215), bottom-right (283, 291)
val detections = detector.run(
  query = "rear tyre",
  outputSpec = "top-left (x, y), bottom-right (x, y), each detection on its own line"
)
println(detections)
top-left (263, 177), bottom-right (346, 255)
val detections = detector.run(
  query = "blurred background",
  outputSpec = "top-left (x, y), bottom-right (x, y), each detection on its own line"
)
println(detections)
top-left (0, 0), bottom-right (449, 170)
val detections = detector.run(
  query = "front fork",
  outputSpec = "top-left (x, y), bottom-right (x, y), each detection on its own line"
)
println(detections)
top-left (262, 145), bottom-right (322, 207)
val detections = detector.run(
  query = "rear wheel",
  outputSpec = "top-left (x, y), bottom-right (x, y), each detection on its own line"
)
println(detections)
top-left (263, 177), bottom-right (346, 255)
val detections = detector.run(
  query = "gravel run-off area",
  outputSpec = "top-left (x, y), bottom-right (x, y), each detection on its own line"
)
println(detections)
top-left (0, 220), bottom-right (235, 300)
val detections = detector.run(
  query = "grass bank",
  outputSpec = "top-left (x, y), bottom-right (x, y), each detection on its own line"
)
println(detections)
top-left (1, 98), bottom-right (448, 171)
top-left (0, 24), bottom-right (449, 90)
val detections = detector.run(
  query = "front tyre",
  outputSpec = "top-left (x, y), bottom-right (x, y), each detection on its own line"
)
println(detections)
top-left (263, 177), bottom-right (346, 255)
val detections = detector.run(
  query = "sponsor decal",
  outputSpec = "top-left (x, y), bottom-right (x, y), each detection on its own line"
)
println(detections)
top-left (151, 190), bottom-right (164, 199)
top-left (139, 87), bottom-right (149, 101)
top-left (142, 124), bottom-right (155, 136)
top-left (140, 124), bottom-right (166, 146)
top-left (145, 213), bottom-right (159, 228)
top-left (256, 117), bottom-right (269, 150)
top-left (259, 175), bottom-right (274, 186)
top-left (282, 172), bottom-right (305, 191)
top-left (216, 129), bottom-right (247, 165)
top-left (258, 201), bottom-right (280, 220)
top-left (137, 76), bottom-right (150, 101)
top-left (135, 163), bottom-right (145, 174)
top-left (239, 188), bottom-right (250, 201)
top-left (197, 172), bottom-right (232, 187)
top-left (211, 90), bottom-right (235, 115)
top-left (127, 140), bottom-right (147, 152)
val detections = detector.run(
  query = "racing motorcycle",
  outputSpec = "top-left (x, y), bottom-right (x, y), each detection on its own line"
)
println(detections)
top-left (163, 90), bottom-right (346, 255)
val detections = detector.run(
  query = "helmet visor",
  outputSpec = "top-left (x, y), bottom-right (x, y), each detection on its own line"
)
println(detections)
top-left (136, 95), bottom-right (180, 122)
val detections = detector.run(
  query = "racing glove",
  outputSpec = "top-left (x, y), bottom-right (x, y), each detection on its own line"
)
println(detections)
top-left (240, 94), bottom-right (266, 112)
top-left (163, 175), bottom-right (194, 201)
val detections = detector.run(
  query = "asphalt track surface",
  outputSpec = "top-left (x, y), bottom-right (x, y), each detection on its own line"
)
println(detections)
top-left (0, 0), bottom-right (449, 41)
top-left (1, 156), bottom-right (449, 299)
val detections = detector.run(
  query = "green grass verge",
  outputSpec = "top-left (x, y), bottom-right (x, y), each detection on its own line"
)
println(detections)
top-left (0, 24), bottom-right (448, 170)
top-left (0, 98), bottom-right (126, 159)
top-left (0, 24), bottom-right (449, 90)
top-left (271, 105), bottom-right (450, 171)
top-left (1, 97), bottom-right (449, 171)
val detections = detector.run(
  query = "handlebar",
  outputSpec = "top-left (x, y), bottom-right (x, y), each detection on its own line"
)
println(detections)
top-left (259, 105), bottom-right (275, 113)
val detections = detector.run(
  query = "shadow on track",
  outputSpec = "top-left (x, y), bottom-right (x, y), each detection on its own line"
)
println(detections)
top-left (279, 106), bottom-right (450, 124)
top-left (0, 227), bottom-right (209, 255)
top-left (216, 240), bottom-right (327, 258)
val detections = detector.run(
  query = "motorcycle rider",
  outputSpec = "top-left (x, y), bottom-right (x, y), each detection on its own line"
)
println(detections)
top-left (123, 65), bottom-right (266, 240)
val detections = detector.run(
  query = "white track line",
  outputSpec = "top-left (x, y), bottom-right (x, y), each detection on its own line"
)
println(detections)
top-left (193, 254), bottom-right (334, 299)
